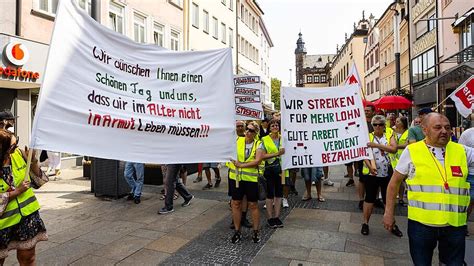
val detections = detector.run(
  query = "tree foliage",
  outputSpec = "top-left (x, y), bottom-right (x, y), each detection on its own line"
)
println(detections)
top-left (271, 78), bottom-right (281, 111)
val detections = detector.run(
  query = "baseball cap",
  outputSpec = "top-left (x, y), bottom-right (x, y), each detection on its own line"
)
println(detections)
top-left (417, 107), bottom-right (433, 115)
top-left (0, 111), bottom-right (18, 120)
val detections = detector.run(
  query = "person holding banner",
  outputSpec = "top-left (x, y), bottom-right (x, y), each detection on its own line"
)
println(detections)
top-left (361, 115), bottom-right (402, 237)
top-left (0, 129), bottom-right (48, 264)
top-left (260, 119), bottom-right (285, 228)
top-left (228, 123), bottom-right (264, 244)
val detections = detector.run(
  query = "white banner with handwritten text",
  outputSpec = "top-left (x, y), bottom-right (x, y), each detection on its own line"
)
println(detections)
top-left (31, 0), bottom-right (236, 164)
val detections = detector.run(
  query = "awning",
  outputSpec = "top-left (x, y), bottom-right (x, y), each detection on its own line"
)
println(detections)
top-left (452, 8), bottom-right (473, 27)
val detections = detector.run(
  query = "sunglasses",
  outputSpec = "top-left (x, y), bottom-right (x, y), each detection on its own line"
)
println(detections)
top-left (270, 124), bottom-right (279, 127)
top-left (246, 128), bottom-right (256, 133)
top-left (372, 123), bottom-right (385, 127)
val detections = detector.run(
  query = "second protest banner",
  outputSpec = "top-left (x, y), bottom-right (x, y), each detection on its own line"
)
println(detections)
top-left (281, 84), bottom-right (371, 169)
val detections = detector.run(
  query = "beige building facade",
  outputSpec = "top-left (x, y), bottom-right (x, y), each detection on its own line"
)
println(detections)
top-left (330, 14), bottom-right (369, 88)
top-left (364, 14), bottom-right (380, 101)
top-left (378, 6), bottom-right (396, 96)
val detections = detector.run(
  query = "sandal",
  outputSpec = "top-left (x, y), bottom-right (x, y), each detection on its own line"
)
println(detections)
top-left (173, 193), bottom-right (179, 200)
top-left (318, 197), bottom-right (326, 202)
top-left (160, 195), bottom-right (165, 200)
top-left (301, 196), bottom-right (312, 201)
top-left (391, 224), bottom-right (403, 238)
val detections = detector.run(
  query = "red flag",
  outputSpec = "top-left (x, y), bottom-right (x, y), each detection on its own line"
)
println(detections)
top-left (450, 76), bottom-right (474, 118)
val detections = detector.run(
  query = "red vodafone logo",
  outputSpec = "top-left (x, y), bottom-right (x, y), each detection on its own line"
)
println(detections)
top-left (4, 42), bottom-right (30, 66)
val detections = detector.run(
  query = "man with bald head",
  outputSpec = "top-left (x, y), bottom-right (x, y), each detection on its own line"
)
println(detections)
top-left (384, 113), bottom-right (474, 265)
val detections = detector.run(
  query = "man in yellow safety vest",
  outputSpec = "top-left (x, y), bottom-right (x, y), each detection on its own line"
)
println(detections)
top-left (384, 113), bottom-right (474, 265)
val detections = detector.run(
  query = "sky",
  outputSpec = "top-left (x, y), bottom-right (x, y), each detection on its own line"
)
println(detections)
top-left (258, 0), bottom-right (394, 86)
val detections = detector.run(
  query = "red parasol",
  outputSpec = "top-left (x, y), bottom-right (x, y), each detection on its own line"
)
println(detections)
top-left (374, 96), bottom-right (412, 110)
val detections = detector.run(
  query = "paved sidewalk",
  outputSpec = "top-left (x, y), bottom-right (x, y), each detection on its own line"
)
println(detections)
top-left (2, 165), bottom-right (473, 265)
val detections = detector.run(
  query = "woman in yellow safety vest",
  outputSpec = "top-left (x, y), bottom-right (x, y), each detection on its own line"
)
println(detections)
top-left (260, 119), bottom-right (285, 229)
top-left (228, 123), bottom-right (264, 244)
top-left (0, 129), bottom-right (47, 265)
top-left (362, 115), bottom-right (402, 237)
top-left (392, 116), bottom-right (409, 206)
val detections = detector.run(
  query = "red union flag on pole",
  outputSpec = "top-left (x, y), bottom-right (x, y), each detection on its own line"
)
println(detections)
top-left (345, 63), bottom-right (361, 87)
top-left (449, 76), bottom-right (474, 118)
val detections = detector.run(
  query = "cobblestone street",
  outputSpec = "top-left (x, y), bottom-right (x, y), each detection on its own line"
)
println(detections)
top-left (3, 165), bottom-right (474, 265)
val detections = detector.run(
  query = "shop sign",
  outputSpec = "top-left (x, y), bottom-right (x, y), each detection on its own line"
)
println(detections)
top-left (0, 41), bottom-right (40, 82)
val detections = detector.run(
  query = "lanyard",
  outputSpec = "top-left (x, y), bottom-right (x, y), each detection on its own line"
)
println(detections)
top-left (425, 143), bottom-right (449, 190)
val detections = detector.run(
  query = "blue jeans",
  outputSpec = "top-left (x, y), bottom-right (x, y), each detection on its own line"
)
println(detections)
top-left (124, 162), bottom-right (144, 198)
top-left (408, 219), bottom-right (466, 265)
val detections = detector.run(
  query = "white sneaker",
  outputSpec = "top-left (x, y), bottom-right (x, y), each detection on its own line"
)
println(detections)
top-left (263, 204), bottom-right (267, 209)
top-left (282, 198), bottom-right (289, 208)
top-left (323, 179), bottom-right (334, 186)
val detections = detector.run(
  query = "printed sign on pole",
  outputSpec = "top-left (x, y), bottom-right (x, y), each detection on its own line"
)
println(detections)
top-left (234, 76), bottom-right (264, 120)
top-left (30, 0), bottom-right (236, 164)
top-left (281, 84), bottom-right (372, 169)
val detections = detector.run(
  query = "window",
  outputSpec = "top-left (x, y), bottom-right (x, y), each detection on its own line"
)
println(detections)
top-left (203, 10), bottom-right (209, 33)
top-left (192, 3), bottom-right (199, 28)
top-left (212, 17), bottom-right (218, 39)
top-left (460, 18), bottom-right (473, 50)
top-left (168, 0), bottom-right (183, 8)
top-left (370, 54), bottom-right (374, 67)
top-left (171, 30), bottom-right (180, 51)
top-left (375, 78), bottom-right (379, 92)
top-left (153, 23), bottom-right (164, 47)
top-left (367, 83), bottom-right (371, 94)
top-left (412, 48), bottom-right (436, 83)
top-left (78, 0), bottom-right (91, 15)
top-left (221, 23), bottom-right (226, 44)
top-left (240, 4), bottom-right (244, 19)
top-left (261, 58), bottom-right (263, 70)
top-left (39, 0), bottom-right (58, 14)
top-left (321, 75), bottom-right (326, 83)
top-left (366, 58), bottom-right (370, 70)
top-left (315, 75), bottom-right (320, 83)
top-left (229, 28), bottom-right (234, 47)
top-left (307, 76), bottom-right (312, 83)
top-left (229, 0), bottom-right (233, 10)
top-left (109, 2), bottom-right (124, 34)
top-left (134, 13), bottom-right (146, 43)
top-left (375, 49), bottom-right (379, 63)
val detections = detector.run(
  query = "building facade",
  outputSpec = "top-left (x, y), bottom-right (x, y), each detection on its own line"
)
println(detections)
top-left (294, 33), bottom-right (334, 88)
top-left (364, 14), bottom-right (380, 101)
top-left (330, 13), bottom-right (370, 88)
top-left (378, 5), bottom-right (397, 96)
top-left (408, 0), bottom-right (438, 109)
top-left (433, 1), bottom-right (473, 124)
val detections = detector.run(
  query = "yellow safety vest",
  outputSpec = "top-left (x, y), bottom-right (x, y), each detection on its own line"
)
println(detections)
top-left (0, 149), bottom-right (41, 230)
top-left (390, 130), bottom-right (408, 168)
top-left (406, 141), bottom-right (470, 227)
top-left (228, 137), bottom-right (260, 183)
top-left (261, 135), bottom-right (289, 180)
top-left (362, 132), bottom-right (393, 175)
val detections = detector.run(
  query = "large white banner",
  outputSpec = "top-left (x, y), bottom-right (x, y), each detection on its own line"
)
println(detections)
top-left (234, 76), bottom-right (264, 120)
top-left (281, 85), bottom-right (372, 169)
top-left (31, 0), bottom-right (236, 164)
